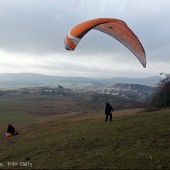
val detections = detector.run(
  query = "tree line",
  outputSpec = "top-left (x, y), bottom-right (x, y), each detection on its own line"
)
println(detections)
top-left (152, 74), bottom-right (170, 108)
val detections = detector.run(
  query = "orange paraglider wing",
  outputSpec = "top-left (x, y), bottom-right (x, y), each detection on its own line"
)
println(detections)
top-left (64, 18), bottom-right (146, 67)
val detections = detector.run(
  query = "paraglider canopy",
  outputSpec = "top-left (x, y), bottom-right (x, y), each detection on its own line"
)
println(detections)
top-left (64, 18), bottom-right (146, 67)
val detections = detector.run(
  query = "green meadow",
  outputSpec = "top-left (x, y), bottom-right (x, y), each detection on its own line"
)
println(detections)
top-left (0, 95), bottom-right (169, 169)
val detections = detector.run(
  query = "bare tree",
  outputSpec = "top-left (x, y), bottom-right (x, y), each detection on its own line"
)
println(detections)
top-left (152, 74), bottom-right (170, 108)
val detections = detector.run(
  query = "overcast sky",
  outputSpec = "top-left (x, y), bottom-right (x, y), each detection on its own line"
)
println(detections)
top-left (0, 0), bottom-right (169, 78)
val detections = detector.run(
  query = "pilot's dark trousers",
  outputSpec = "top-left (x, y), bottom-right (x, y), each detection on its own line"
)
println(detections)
top-left (105, 112), bottom-right (112, 122)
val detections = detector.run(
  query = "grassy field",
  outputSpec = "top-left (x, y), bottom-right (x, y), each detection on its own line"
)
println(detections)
top-left (0, 95), bottom-right (169, 169)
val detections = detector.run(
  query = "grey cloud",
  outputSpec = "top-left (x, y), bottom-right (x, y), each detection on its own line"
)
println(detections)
top-left (1, 0), bottom-right (170, 56)
top-left (0, 0), bottom-right (65, 54)
top-left (0, 0), bottom-right (108, 55)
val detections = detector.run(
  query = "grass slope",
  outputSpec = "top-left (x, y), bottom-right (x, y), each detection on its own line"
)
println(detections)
top-left (0, 109), bottom-right (169, 169)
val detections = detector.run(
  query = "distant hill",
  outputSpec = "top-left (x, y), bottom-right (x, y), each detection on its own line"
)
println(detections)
top-left (109, 77), bottom-right (160, 85)
top-left (0, 73), bottom-right (160, 88)
top-left (113, 83), bottom-right (155, 91)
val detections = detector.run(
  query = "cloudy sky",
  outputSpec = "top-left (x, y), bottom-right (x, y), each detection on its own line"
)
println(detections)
top-left (0, 0), bottom-right (169, 78)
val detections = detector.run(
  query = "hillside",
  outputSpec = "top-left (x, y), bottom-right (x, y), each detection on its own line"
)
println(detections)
top-left (0, 108), bottom-right (169, 169)
top-left (113, 83), bottom-right (155, 91)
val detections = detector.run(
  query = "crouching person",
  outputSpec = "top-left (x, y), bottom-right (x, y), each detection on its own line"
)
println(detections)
top-left (7, 124), bottom-right (18, 136)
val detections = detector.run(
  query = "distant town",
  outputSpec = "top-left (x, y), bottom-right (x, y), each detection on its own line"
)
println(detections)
top-left (0, 73), bottom-right (159, 110)
top-left (0, 83), bottom-right (155, 104)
